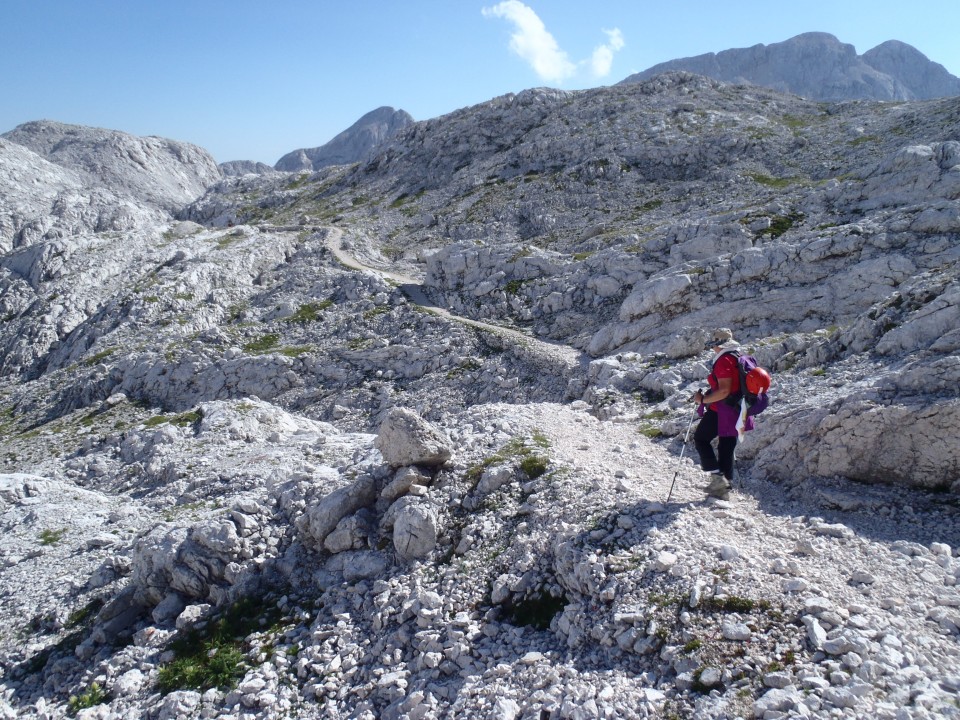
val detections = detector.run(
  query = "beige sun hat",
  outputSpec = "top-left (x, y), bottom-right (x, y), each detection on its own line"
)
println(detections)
top-left (707, 328), bottom-right (740, 351)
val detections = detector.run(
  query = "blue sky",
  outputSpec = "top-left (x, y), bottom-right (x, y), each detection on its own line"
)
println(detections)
top-left (2, 1), bottom-right (958, 165)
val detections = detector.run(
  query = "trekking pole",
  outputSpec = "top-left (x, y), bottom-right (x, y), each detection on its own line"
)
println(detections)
top-left (666, 404), bottom-right (698, 503)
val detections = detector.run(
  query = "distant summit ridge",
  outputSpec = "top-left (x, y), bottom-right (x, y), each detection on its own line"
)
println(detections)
top-left (274, 106), bottom-right (413, 172)
top-left (621, 32), bottom-right (960, 101)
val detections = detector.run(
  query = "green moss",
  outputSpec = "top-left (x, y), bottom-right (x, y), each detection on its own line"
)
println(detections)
top-left (66, 599), bottom-right (105, 629)
top-left (849, 135), bottom-right (880, 147)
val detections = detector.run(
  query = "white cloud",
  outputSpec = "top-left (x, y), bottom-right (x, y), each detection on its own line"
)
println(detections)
top-left (590, 28), bottom-right (625, 78)
top-left (482, 1), bottom-right (576, 83)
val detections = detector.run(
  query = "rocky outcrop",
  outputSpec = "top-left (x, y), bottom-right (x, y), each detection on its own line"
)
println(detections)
top-left (0, 121), bottom-right (220, 252)
top-left (621, 32), bottom-right (960, 101)
top-left (274, 107), bottom-right (413, 171)
top-left (2, 120), bottom-right (221, 211)
top-left (219, 160), bottom-right (279, 177)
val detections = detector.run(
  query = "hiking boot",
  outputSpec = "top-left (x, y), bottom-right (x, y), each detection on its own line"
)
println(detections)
top-left (704, 476), bottom-right (731, 499)
top-left (700, 469), bottom-right (722, 490)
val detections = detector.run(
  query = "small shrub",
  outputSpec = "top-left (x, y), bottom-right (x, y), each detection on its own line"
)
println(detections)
top-left (69, 682), bottom-right (107, 714)
top-left (519, 455), bottom-right (548, 479)
top-left (683, 638), bottom-right (703, 653)
top-left (504, 279), bottom-right (525, 295)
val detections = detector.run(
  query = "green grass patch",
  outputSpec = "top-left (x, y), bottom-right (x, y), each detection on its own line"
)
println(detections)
top-left (84, 348), bottom-right (117, 367)
top-left (572, 251), bottom-right (595, 261)
top-left (157, 595), bottom-right (283, 693)
top-left (849, 135), bottom-right (880, 147)
top-left (706, 596), bottom-right (772, 613)
top-left (766, 212), bottom-right (804, 239)
top-left (278, 345), bottom-right (313, 358)
top-left (286, 174), bottom-right (310, 190)
top-left (466, 434), bottom-right (552, 486)
top-left (519, 455), bottom-right (549, 479)
top-left (284, 300), bottom-right (332, 323)
top-left (363, 305), bottom-right (391, 320)
top-left (781, 114), bottom-right (810, 130)
top-left (243, 334), bottom-right (280, 354)
top-left (40, 528), bottom-right (67, 546)
top-left (508, 247), bottom-right (533, 263)
top-left (216, 230), bottom-right (246, 250)
top-left (748, 174), bottom-right (799, 189)
top-left (144, 410), bottom-right (202, 429)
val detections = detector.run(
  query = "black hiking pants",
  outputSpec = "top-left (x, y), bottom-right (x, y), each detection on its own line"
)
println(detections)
top-left (694, 409), bottom-right (737, 480)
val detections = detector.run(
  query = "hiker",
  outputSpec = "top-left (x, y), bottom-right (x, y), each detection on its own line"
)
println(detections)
top-left (691, 329), bottom-right (742, 500)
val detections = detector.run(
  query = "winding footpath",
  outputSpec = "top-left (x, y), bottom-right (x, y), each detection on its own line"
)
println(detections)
top-left (319, 226), bottom-right (587, 374)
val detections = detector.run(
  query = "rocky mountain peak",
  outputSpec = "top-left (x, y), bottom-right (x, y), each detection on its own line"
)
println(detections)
top-left (273, 106), bottom-right (414, 172)
top-left (621, 32), bottom-right (960, 101)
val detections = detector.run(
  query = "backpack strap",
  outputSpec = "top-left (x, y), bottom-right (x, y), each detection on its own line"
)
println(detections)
top-left (709, 349), bottom-right (740, 388)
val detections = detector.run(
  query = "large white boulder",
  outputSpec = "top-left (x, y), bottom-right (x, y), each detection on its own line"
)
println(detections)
top-left (374, 407), bottom-right (453, 468)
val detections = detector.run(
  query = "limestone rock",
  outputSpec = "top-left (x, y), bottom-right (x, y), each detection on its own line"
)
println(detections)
top-left (374, 407), bottom-right (452, 468)
top-left (392, 501), bottom-right (438, 562)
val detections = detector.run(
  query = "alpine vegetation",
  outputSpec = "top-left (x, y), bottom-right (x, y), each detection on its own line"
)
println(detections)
top-left (1, 70), bottom-right (959, 719)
